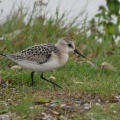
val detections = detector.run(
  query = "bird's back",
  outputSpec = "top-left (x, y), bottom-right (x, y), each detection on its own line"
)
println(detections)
top-left (7, 44), bottom-right (59, 63)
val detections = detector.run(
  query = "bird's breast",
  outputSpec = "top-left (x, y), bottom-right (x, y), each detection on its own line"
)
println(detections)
top-left (59, 53), bottom-right (69, 67)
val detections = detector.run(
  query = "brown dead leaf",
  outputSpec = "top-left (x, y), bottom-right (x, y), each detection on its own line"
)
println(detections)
top-left (86, 60), bottom-right (97, 68)
top-left (100, 62), bottom-right (118, 72)
top-left (106, 51), bottom-right (113, 56)
top-left (7, 80), bottom-right (12, 84)
top-left (49, 109), bottom-right (60, 115)
top-left (60, 104), bottom-right (75, 111)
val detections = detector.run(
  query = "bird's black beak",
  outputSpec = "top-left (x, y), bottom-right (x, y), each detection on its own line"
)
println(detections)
top-left (74, 49), bottom-right (85, 58)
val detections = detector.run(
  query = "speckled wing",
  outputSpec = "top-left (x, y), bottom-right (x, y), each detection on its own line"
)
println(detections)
top-left (7, 44), bottom-right (59, 64)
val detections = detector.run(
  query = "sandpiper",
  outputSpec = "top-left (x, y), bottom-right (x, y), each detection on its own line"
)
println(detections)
top-left (0, 37), bottom-right (85, 89)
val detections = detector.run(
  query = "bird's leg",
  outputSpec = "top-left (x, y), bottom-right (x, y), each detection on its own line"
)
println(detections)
top-left (31, 71), bottom-right (35, 86)
top-left (40, 73), bottom-right (62, 89)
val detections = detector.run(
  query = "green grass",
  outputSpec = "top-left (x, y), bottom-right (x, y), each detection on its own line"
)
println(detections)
top-left (0, 3), bottom-right (120, 120)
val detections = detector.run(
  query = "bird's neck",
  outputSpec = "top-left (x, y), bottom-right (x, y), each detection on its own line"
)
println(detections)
top-left (55, 44), bottom-right (69, 66)
top-left (55, 44), bottom-right (68, 54)
top-left (59, 52), bottom-right (69, 67)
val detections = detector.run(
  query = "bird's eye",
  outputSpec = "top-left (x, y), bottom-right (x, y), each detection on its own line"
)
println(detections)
top-left (68, 44), bottom-right (72, 47)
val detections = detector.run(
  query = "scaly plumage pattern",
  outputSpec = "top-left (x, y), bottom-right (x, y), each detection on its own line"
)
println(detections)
top-left (7, 44), bottom-right (61, 64)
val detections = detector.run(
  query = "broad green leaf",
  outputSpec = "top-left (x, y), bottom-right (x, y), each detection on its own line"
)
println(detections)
top-left (107, 23), bottom-right (114, 34)
top-left (107, 0), bottom-right (120, 15)
top-left (117, 16), bottom-right (120, 25)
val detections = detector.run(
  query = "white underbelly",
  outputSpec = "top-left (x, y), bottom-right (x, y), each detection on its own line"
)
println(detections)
top-left (17, 59), bottom-right (60, 72)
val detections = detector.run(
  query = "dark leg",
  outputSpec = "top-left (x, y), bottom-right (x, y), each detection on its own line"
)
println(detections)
top-left (31, 71), bottom-right (34, 86)
top-left (40, 73), bottom-right (62, 89)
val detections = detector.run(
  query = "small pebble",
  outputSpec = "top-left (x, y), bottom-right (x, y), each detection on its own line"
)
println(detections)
top-left (50, 76), bottom-right (56, 80)
top-left (113, 110), bottom-right (117, 114)
top-left (83, 103), bottom-right (91, 110)
top-left (0, 114), bottom-right (9, 120)
top-left (96, 102), bottom-right (101, 106)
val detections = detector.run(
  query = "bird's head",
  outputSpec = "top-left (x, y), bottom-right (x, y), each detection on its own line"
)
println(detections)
top-left (56, 37), bottom-right (85, 58)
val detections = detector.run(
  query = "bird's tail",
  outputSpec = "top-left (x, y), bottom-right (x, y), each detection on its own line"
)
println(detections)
top-left (0, 53), bottom-right (7, 57)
